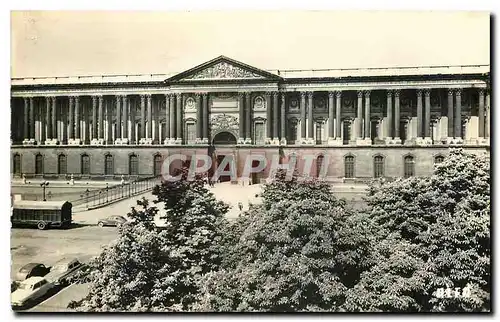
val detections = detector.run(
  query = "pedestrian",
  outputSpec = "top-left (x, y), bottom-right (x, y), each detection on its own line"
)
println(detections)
top-left (238, 202), bottom-right (243, 212)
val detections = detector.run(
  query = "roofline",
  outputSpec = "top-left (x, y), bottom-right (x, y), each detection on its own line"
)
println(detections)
top-left (11, 63), bottom-right (490, 81)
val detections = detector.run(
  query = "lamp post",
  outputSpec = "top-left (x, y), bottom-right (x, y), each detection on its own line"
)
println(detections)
top-left (40, 181), bottom-right (49, 201)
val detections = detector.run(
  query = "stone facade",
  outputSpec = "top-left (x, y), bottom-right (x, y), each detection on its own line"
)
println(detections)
top-left (10, 56), bottom-right (490, 181)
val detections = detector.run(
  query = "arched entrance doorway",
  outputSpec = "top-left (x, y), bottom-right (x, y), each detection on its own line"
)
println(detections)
top-left (212, 131), bottom-right (237, 145)
top-left (211, 131), bottom-right (237, 183)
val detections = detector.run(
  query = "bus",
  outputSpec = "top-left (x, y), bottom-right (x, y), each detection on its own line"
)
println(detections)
top-left (11, 201), bottom-right (72, 230)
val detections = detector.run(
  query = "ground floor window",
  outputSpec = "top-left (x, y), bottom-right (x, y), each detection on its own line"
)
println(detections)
top-left (344, 155), bottom-right (355, 178)
top-left (13, 153), bottom-right (21, 175)
top-left (374, 155), bottom-right (384, 178)
top-left (58, 154), bottom-right (67, 175)
top-left (404, 155), bottom-right (415, 178)
top-left (105, 154), bottom-right (114, 176)
top-left (35, 154), bottom-right (43, 175)
top-left (81, 154), bottom-right (90, 175)
top-left (154, 154), bottom-right (162, 176)
top-left (129, 154), bottom-right (139, 175)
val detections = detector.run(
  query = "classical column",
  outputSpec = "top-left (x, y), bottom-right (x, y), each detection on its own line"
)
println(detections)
top-left (106, 99), bottom-right (113, 144)
top-left (74, 96), bottom-right (80, 140)
top-left (122, 95), bottom-right (128, 139)
top-left (202, 93), bottom-right (208, 141)
top-left (29, 97), bottom-right (35, 140)
top-left (245, 92), bottom-right (252, 141)
top-left (23, 97), bottom-right (29, 139)
top-left (416, 89), bottom-right (423, 138)
top-left (386, 90), bottom-right (393, 139)
top-left (84, 100), bottom-right (90, 144)
top-left (45, 97), bottom-right (51, 141)
top-left (147, 94), bottom-right (153, 140)
top-left (336, 91), bottom-right (342, 138)
top-left (130, 97), bottom-right (136, 144)
top-left (478, 89), bottom-right (485, 138)
top-left (455, 89), bottom-right (462, 138)
top-left (328, 92), bottom-right (334, 138)
top-left (197, 93), bottom-right (203, 140)
top-left (165, 94), bottom-right (170, 142)
top-left (115, 95), bottom-right (122, 140)
top-left (68, 96), bottom-right (74, 139)
top-left (176, 93), bottom-right (182, 141)
top-left (98, 96), bottom-right (104, 140)
top-left (238, 92), bottom-right (245, 142)
top-left (140, 94), bottom-right (146, 139)
top-left (364, 90), bottom-right (371, 139)
top-left (92, 96), bottom-right (98, 140)
top-left (357, 90), bottom-right (363, 138)
top-left (273, 91), bottom-right (279, 141)
top-left (486, 91), bottom-right (490, 138)
top-left (280, 92), bottom-right (286, 141)
top-left (51, 97), bottom-right (57, 140)
top-left (447, 89), bottom-right (454, 138)
top-left (169, 94), bottom-right (176, 139)
top-left (156, 98), bottom-right (162, 144)
top-left (300, 92), bottom-right (306, 139)
top-left (394, 90), bottom-right (401, 139)
top-left (265, 92), bottom-right (272, 140)
top-left (424, 89), bottom-right (431, 138)
top-left (307, 92), bottom-right (314, 140)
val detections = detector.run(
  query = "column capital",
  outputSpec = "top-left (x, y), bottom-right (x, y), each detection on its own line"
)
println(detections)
top-left (237, 92), bottom-right (245, 99)
top-left (45, 96), bottom-right (51, 104)
top-left (146, 93), bottom-right (153, 98)
top-left (264, 91), bottom-right (273, 97)
top-left (387, 90), bottom-right (393, 97)
top-left (201, 92), bottom-right (208, 98)
top-left (455, 88), bottom-right (462, 96)
top-left (447, 88), bottom-right (454, 96)
top-left (357, 90), bottom-right (363, 98)
top-left (271, 91), bottom-right (279, 98)
top-left (280, 92), bottom-right (286, 102)
top-left (300, 91), bottom-right (306, 99)
top-left (328, 91), bottom-right (335, 98)
top-left (364, 90), bottom-right (371, 97)
top-left (307, 91), bottom-right (314, 99)
top-left (416, 89), bottom-right (423, 96)
top-left (424, 89), bottom-right (431, 96)
top-left (478, 89), bottom-right (485, 96)
top-left (335, 91), bottom-right (342, 99)
top-left (394, 90), bottom-right (401, 97)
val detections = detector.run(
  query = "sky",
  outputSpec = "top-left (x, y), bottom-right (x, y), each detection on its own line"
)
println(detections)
top-left (10, 11), bottom-right (490, 78)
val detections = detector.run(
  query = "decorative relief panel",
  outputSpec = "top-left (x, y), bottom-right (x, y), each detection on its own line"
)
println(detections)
top-left (210, 113), bottom-right (239, 134)
top-left (343, 96), bottom-right (353, 109)
top-left (314, 97), bottom-right (326, 109)
top-left (183, 62), bottom-right (265, 80)
top-left (185, 97), bottom-right (196, 111)
top-left (254, 96), bottom-right (265, 109)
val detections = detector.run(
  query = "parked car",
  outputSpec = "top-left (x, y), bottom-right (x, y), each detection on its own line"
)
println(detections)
top-left (11, 276), bottom-right (54, 308)
top-left (15, 263), bottom-right (50, 281)
top-left (97, 215), bottom-right (127, 227)
top-left (43, 258), bottom-right (83, 285)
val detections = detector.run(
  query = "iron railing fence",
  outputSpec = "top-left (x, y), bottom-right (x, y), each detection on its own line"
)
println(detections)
top-left (70, 176), bottom-right (162, 209)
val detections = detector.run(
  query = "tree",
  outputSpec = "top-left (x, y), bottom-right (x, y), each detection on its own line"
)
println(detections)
top-left (345, 149), bottom-right (490, 312)
top-left (196, 170), bottom-right (376, 312)
top-left (70, 168), bottom-right (230, 312)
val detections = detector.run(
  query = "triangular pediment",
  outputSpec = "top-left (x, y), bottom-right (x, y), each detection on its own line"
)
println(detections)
top-left (166, 56), bottom-right (281, 82)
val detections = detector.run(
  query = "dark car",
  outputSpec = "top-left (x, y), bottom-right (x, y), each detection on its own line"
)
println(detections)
top-left (97, 215), bottom-right (127, 227)
top-left (15, 263), bottom-right (50, 281)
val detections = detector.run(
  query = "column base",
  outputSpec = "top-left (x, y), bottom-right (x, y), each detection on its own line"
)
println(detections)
top-left (385, 137), bottom-right (402, 145)
top-left (174, 138), bottom-right (183, 145)
top-left (237, 138), bottom-right (245, 145)
top-left (299, 138), bottom-right (315, 145)
top-left (163, 138), bottom-right (175, 145)
top-left (244, 138), bottom-right (252, 145)
top-left (91, 138), bottom-right (105, 146)
top-left (114, 138), bottom-right (129, 145)
top-left (477, 137), bottom-right (490, 146)
top-left (464, 138), bottom-right (480, 145)
top-left (446, 137), bottom-right (464, 145)
top-left (139, 138), bottom-right (153, 145)
top-left (68, 139), bottom-right (82, 145)
top-left (22, 139), bottom-right (37, 146)
top-left (327, 138), bottom-right (343, 146)
top-left (404, 138), bottom-right (416, 146)
top-left (280, 138), bottom-right (287, 145)
top-left (271, 137), bottom-right (280, 145)
top-left (44, 139), bottom-right (59, 145)
top-left (356, 138), bottom-right (372, 146)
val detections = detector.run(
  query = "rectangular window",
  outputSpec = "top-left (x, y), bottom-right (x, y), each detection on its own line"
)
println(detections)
top-left (343, 121), bottom-right (351, 145)
top-left (254, 122), bottom-right (265, 145)
top-left (315, 122), bottom-right (324, 145)
top-left (288, 121), bottom-right (297, 145)
top-left (81, 155), bottom-right (90, 175)
top-left (186, 122), bottom-right (196, 144)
